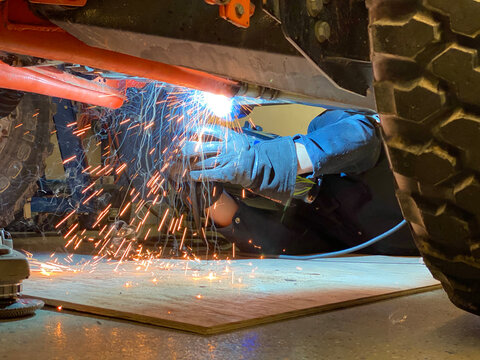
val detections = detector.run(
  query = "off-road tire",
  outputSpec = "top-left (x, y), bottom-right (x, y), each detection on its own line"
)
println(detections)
top-left (0, 90), bottom-right (53, 227)
top-left (368, 0), bottom-right (480, 314)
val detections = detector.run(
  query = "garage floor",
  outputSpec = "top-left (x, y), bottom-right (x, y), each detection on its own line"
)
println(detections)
top-left (2, 289), bottom-right (479, 360)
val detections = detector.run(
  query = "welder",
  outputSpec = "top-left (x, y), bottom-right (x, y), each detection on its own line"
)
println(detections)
top-left (182, 109), bottom-right (418, 256)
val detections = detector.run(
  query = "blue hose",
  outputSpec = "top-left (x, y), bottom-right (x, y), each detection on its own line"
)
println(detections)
top-left (278, 219), bottom-right (407, 260)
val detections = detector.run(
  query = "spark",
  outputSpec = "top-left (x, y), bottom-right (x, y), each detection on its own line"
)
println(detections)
top-left (27, 80), bottom-right (267, 280)
top-left (92, 204), bottom-right (112, 228)
top-left (119, 202), bottom-right (131, 217)
top-left (144, 228), bottom-right (151, 240)
top-left (82, 189), bottom-right (102, 205)
top-left (55, 210), bottom-right (76, 229)
top-left (62, 155), bottom-right (77, 164)
top-left (73, 238), bottom-right (83, 250)
top-left (81, 182), bottom-right (96, 194)
top-left (179, 227), bottom-right (187, 250)
top-left (115, 163), bottom-right (127, 175)
top-left (89, 165), bottom-right (101, 175)
top-left (64, 223), bottom-right (79, 238)
top-left (206, 272), bottom-right (217, 281)
top-left (157, 209), bottom-right (169, 231)
top-left (81, 165), bottom-right (92, 174)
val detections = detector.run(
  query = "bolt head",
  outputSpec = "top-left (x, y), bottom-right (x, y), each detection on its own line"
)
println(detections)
top-left (235, 3), bottom-right (245, 17)
top-left (306, 0), bottom-right (323, 17)
top-left (315, 21), bottom-right (331, 43)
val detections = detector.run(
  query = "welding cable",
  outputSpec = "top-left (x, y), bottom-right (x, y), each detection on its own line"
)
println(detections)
top-left (277, 219), bottom-right (407, 260)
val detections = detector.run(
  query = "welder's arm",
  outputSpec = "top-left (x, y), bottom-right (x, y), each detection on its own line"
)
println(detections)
top-left (183, 126), bottom-right (298, 204)
top-left (207, 110), bottom-right (380, 227)
top-left (208, 191), bottom-right (335, 255)
top-left (209, 191), bottom-right (239, 227)
top-left (295, 143), bottom-right (314, 175)
top-left (208, 143), bottom-right (313, 228)
top-left (293, 110), bottom-right (381, 177)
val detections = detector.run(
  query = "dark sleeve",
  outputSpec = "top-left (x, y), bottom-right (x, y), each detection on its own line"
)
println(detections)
top-left (215, 202), bottom-right (296, 254)
top-left (293, 110), bottom-right (381, 177)
top-left (215, 201), bottom-right (334, 255)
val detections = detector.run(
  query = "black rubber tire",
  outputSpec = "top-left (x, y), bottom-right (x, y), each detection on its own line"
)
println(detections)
top-left (367, 0), bottom-right (480, 315)
top-left (0, 90), bottom-right (53, 227)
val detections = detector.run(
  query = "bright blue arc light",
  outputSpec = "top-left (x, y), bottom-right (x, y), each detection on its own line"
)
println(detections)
top-left (202, 92), bottom-right (233, 118)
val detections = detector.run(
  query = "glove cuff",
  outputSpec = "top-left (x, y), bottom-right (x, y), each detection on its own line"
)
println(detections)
top-left (250, 136), bottom-right (297, 204)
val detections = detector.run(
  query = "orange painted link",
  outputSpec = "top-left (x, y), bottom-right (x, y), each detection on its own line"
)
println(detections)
top-left (0, 22), bottom-right (240, 97)
top-left (0, 62), bottom-right (126, 108)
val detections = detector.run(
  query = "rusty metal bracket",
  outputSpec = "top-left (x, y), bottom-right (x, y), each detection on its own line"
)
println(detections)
top-left (205, 0), bottom-right (254, 28)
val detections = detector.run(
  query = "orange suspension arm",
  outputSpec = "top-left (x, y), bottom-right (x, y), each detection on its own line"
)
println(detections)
top-left (0, 62), bottom-right (126, 108)
top-left (0, 0), bottom-right (240, 102)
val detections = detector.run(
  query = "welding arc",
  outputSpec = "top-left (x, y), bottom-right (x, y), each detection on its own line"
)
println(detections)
top-left (278, 220), bottom-right (407, 260)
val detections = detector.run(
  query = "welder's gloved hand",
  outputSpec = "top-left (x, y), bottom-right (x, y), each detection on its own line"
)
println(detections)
top-left (182, 126), bottom-right (297, 204)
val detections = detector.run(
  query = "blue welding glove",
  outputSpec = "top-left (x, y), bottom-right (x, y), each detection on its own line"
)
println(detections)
top-left (182, 126), bottom-right (297, 204)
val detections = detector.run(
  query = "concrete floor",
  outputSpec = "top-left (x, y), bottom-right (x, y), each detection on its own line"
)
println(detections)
top-left (1, 289), bottom-right (479, 359)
